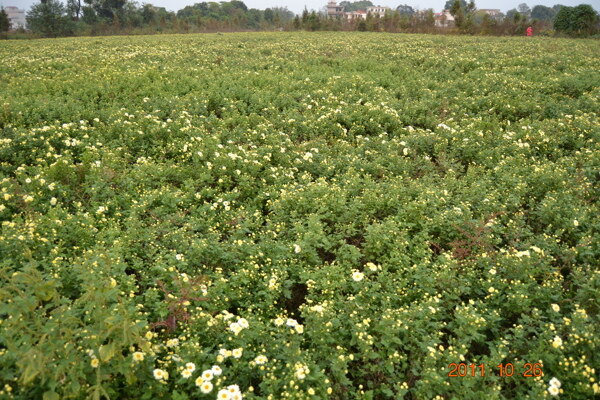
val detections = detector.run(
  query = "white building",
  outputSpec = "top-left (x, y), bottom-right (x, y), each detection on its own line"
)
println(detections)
top-left (434, 10), bottom-right (455, 27)
top-left (366, 6), bottom-right (390, 18)
top-left (327, 1), bottom-right (344, 17)
top-left (4, 6), bottom-right (26, 30)
top-left (327, 2), bottom-right (390, 20)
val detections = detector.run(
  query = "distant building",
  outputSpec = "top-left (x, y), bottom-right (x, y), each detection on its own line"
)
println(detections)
top-left (4, 6), bottom-right (26, 30)
top-left (327, 2), bottom-right (390, 20)
top-left (345, 10), bottom-right (367, 20)
top-left (434, 10), bottom-right (455, 27)
top-left (327, 1), bottom-right (344, 18)
top-left (366, 6), bottom-right (391, 18)
top-left (479, 9), bottom-right (502, 18)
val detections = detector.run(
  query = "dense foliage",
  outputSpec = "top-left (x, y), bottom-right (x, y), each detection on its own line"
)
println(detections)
top-left (553, 4), bottom-right (599, 37)
top-left (0, 8), bottom-right (10, 32)
top-left (1, 32), bottom-right (600, 400)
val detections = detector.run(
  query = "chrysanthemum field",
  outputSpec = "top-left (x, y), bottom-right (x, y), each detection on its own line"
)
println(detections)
top-left (1, 32), bottom-right (599, 400)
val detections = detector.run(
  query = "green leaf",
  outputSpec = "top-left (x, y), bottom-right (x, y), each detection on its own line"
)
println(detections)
top-left (43, 391), bottom-right (60, 400)
top-left (99, 343), bottom-right (116, 362)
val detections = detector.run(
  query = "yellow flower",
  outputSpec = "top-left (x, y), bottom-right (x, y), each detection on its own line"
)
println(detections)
top-left (132, 352), bottom-right (144, 362)
top-left (552, 336), bottom-right (563, 349)
top-left (91, 358), bottom-right (99, 368)
top-left (551, 304), bottom-right (560, 312)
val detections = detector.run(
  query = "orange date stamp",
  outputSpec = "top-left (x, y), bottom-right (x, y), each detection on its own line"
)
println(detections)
top-left (448, 363), bottom-right (544, 377)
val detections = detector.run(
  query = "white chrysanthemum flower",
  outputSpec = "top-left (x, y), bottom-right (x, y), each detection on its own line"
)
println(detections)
top-left (293, 244), bottom-right (301, 253)
top-left (552, 336), bottom-right (563, 348)
top-left (274, 317), bottom-right (284, 326)
top-left (185, 362), bottom-right (195, 372)
top-left (227, 384), bottom-right (241, 394)
top-left (232, 348), bottom-right (243, 358)
top-left (229, 322), bottom-right (242, 335)
top-left (211, 365), bottom-right (222, 376)
top-left (166, 338), bottom-right (179, 347)
top-left (153, 369), bottom-right (167, 380)
top-left (515, 250), bottom-right (530, 258)
top-left (548, 385), bottom-right (560, 396)
top-left (217, 389), bottom-right (231, 400)
top-left (286, 318), bottom-right (298, 327)
top-left (573, 220), bottom-right (579, 227)
top-left (200, 381), bottom-right (213, 394)
top-left (295, 325), bottom-right (304, 334)
top-left (201, 369), bottom-right (214, 381)
top-left (254, 355), bottom-right (268, 365)
top-left (551, 304), bottom-right (560, 312)
top-left (311, 305), bottom-right (324, 313)
top-left (132, 352), bottom-right (144, 362)
top-left (352, 271), bottom-right (364, 282)
top-left (50, 197), bottom-right (57, 206)
top-left (230, 393), bottom-right (243, 400)
top-left (91, 358), bottom-right (99, 368)
top-left (181, 369), bottom-right (192, 379)
top-left (237, 318), bottom-right (249, 329)
top-left (366, 262), bottom-right (378, 271)
top-left (549, 377), bottom-right (561, 388)
top-left (219, 348), bottom-right (231, 357)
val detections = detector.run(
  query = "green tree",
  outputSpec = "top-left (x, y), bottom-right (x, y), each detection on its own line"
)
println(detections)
top-left (396, 4), bottom-right (414, 16)
top-left (0, 7), bottom-right (11, 32)
top-left (83, 0), bottom-right (126, 21)
top-left (517, 3), bottom-right (531, 19)
top-left (450, 0), bottom-right (465, 27)
top-left (27, 0), bottom-right (75, 37)
top-left (530, 5), bottom-right (555, 21)
top-left (554, 4), bottom-right (598, 36)
top-left (340, 1), bottom-right (373, 12)
top-left (66, 0), bottom-right (82, 19)
top-left (444, 0), bottom-right (466, 11)
top-left (506, 8), bottom-right (519, 21)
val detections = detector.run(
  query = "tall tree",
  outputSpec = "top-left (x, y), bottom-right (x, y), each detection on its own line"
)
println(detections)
top-left (27, 0), bottom-right (75, 37)
top-left (396, 4), bottom-right (414, 16)
top-left (530, 5), bottom-right (555, 21)
top-left (517, 3), bottom-right (531, 18)
top-left (339, 1), bottom-right (373, 12)
top-left (444, 0), bottom-right (466, 11)
top-left (0, 7), bottom-right (11, 32)
top-left (83, 0), bottom-right (126, 21)
top-left (554, 4), bottom-right (598, 36)
top-left (66, 0), bottom-right (82, 19)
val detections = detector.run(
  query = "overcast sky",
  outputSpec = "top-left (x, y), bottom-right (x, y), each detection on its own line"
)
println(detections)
top-left (2, 0), bottom-right (598, 15)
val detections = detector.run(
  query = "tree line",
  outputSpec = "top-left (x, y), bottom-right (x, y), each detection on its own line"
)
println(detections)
top-left (0, 0), bottom-right (598, 38)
